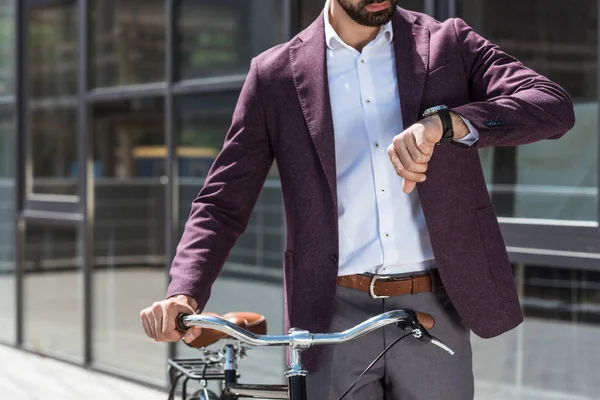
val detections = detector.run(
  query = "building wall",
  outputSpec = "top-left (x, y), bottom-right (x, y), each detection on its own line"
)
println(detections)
top-left (1, 0), bottom-right (599, 398)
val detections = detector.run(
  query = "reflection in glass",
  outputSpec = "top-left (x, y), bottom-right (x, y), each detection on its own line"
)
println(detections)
top-left (0, 107), bottom-right (15, 344)
top-left (90, 0), bottom-right (165, 88)
top-left (457, 0), bottom-right (597, 221)
top-left (91, 98), bottom-right (167, 382)
top-left (175, 0), bottom-right (284, 80)
top-left (28, 3), bottom-right (78, 195)
top-left (0, 1), bottom-right (15, 96)
top-left (30, 106), bottom-right (77, 195)
top-left (174, 93), bottom-right (284, 384)
top-left (473, 265), bottom-right (600, 398)
top-left (24, 226), bottom-right (82, 360)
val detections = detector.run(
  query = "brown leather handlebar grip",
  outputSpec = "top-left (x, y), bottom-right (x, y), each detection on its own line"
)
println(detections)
top-left (415, 312), bottom-right (435, 330)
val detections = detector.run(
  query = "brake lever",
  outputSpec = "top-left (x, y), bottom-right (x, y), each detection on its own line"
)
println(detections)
top-left (397, 310), bottom-right (455, 355)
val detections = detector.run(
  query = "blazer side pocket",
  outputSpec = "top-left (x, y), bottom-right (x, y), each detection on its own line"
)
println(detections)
top-left (475, 206), bottom-right (518, 299)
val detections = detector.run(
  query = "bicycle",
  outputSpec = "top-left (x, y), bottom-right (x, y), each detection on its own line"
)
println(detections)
top-left (167, 309), bottom-right (454, 400)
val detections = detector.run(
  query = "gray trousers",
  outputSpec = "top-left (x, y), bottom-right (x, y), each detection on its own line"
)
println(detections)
top-left (306, 274), bottom-right (474, 400)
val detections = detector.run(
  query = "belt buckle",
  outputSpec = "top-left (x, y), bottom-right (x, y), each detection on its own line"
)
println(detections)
top-left (369, 275), bottom-right (391, 299)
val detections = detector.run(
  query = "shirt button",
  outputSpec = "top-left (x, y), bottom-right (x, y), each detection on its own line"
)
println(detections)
top-left (360, 59), bottom-right (365, 63)
top-left (331, 254), bottom-right (338, 264)
top-left (381, 188), bottom-right (386, 193)
top-left (385, 233), bottom-right (391, 238)
top-left (366, 99), bottom-right (371, 104)
top-left (374, 142), bottom-right (380, 148)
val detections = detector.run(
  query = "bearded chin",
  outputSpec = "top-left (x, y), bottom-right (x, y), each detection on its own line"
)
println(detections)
top-left (338, 0), bottom-right (397, 27)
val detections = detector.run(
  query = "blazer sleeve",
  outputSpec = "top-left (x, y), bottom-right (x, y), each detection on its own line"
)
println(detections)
top-left (450, 18), bottom-right (576, 149)
top-left (165, 58), bottom-right (274, 310)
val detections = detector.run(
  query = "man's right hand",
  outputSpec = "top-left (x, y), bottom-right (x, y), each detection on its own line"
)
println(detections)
top-left (140, 294), bottom-right (202, 344)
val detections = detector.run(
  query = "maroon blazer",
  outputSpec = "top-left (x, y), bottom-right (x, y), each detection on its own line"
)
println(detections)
top-left (166, 8), bottom-right (575, 371)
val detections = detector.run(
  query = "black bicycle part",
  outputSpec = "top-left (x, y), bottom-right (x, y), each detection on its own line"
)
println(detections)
top-left (168, 367), bottom-right (184, 400)
top-left (396, 310), bottom-right (433, 344)
top-left (336, 332), bottom-right (413, 400)
top-left (288, 375), bottom-right (307, 400)
top-left (223, 370), bottom-right (237, 400)
top-left (168, 357), bottom-right (230, 400)
top-left (177, 313), bottom-right (190, 332)
top-left (189, 388), bottom-right (220, 400)
top-left (225, 370), bottom-right (237, 385)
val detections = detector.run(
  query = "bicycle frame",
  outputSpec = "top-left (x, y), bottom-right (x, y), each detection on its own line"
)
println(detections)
top-left (174, 310), bottom-right (453, 400)
top-left (220, 342), bottom-right (303, 400)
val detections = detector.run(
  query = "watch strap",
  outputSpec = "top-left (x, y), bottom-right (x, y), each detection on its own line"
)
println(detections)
top-left (437, 108), bottom-right (454, 144)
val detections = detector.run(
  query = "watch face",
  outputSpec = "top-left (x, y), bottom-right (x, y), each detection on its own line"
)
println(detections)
top-left (423, 105), bottom-right (448, 117)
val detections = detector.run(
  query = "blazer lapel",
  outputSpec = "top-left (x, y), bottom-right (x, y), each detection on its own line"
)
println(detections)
top-left (393, 10), bottom-right (430, 128)
top-left (289, 13), bottom-right (337, 203)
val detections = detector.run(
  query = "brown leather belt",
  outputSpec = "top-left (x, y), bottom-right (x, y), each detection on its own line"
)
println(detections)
top-left (337, 270), bottom-right (443, 299)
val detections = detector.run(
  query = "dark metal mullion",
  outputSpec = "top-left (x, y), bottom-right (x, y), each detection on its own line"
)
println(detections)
top-left (172, 76), bottom-right (245, 95)
top-left (282, 0), bottom-right (292, 40)
top-left (597, 0), bottom-right (600, 226)
top-left (424, 0), bottom-right (434, 16)
top-left (77, 0), bottom-right (93, 366)
top-left (86, 83), bottom-right (167, 103)
top-left (165, 0), bottom-right (177, 365)
top-left (22, 210), bottom-right (83, 224)
top-left (15, 0), bottom-right (27, 347)
top-left (435, 0), bottom-right (452, 20)
top-left (448, 0), bottom-right (456, 18)
top-left (24, 198), bottom-right (79, 213)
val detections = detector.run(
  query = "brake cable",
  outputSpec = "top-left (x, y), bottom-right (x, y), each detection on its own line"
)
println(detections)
top-left (337, 332), bottom-right (413, 400)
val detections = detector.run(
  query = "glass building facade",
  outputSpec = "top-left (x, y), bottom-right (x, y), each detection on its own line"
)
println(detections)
top-left (0, 0), bottom-right (598, 398)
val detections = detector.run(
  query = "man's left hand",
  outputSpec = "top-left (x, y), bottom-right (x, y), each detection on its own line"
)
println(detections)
top-left (387, 113), bottom-right (468, 194)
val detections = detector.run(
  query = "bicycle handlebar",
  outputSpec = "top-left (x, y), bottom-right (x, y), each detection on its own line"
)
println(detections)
top-left (176, 310), bottom-right (454, 355)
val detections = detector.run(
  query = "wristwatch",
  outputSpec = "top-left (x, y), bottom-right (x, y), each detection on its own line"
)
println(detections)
top-left (423, 105), bottom-right (454, 145)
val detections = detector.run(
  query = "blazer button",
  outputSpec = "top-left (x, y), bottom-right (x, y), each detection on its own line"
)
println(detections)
top-left (331, 254), bottom-right (338, 264)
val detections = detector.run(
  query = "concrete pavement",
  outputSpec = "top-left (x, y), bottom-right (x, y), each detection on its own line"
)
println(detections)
top-left (0, 345), bottom-right (166, 400)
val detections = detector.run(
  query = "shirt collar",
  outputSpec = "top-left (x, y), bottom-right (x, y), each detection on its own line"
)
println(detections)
top-left (324, 0), bottom-right (394, 50)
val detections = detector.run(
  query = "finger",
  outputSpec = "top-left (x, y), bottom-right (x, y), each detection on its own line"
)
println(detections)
top-left (388, 144), bottom-right (427, 182)
top-left (163, 303), bottom-right (194, 341)
top-left (406, 134), bottom-right (432, 164)
top-left (146, 311), bottom-right (157, 339)
top-left (184, 327), bottom-right (203, 344)
top-left (151, 303), bottom-right (164, 340)
top-left (396, 139), bottom-right (428, 174)
top-left (403, 179), bottom-right (417, 194)
top-left (141, 313), bottom-right (153, 339)
top-left (414, 129), bottom-right (434, 155)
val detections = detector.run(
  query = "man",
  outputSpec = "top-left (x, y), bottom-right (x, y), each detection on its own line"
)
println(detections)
top-left (141, 0), bottom-right (575, 398)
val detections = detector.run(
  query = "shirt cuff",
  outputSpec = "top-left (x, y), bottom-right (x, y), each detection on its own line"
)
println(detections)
top-left (454, 117), bottom-right (480, 146)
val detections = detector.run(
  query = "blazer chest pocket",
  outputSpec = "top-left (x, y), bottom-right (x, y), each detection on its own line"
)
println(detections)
top-left (476, 206), bottom-right (518, 299)
top-left (424, 64), bottom-right (449, 87)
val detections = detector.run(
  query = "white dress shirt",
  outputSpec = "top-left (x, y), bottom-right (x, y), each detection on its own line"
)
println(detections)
top-left (324, 3), bottom-right (479, 277)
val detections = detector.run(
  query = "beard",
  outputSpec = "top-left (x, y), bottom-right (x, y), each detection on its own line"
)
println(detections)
top-left (336, 0), bottom-right (398, 27)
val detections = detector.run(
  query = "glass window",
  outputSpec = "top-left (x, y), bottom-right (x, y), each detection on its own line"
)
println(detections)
top-left (0, 107), bottom-right (15, 344)
top-left (472, 264), bottom-right (600, 398)
top-left (175, 0), bottom-right (284, 81)
top-left (91, 97), bottom-right (167, 382)
top-left (90, 0), bottom-right (165, 88)
top-left (24, 225), bottom-right (83, 360)
top-left (28, 2), bottom-right (78, 195)
top-left (175, 93), bottom-right (285, 384)
top-left (0, 1), bottom-right (15, 96)
top-left (0, 0), bottom-right (15, 345)
top-left (457, 0), bottom-right (597, 221)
